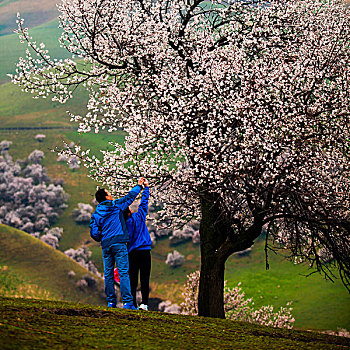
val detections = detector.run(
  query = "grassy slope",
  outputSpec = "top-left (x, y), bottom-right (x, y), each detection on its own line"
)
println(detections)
top-left (0, 0), bottom-right (59, 36)
top-left (0, 224), bottom-right (105, 305)
top-left (0, 127), bottom-right (122, 250)
top-left (0, 83), bottom-right (349, 330)
top-left (224, 238), bottom-right (350, 331)
top-left (1, 298), bottom-right (349, 350)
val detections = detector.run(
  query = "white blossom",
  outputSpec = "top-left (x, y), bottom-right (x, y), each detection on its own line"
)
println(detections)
top-left (35, 134), bottom-right (46, 142)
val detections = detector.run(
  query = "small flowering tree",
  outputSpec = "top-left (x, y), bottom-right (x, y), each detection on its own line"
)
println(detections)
top-left (72, 203), bottom-right (93, 224)
top-left (12, 0), bottom-right (350, 318)
top-left (165, 250), bottom-right (185, 268)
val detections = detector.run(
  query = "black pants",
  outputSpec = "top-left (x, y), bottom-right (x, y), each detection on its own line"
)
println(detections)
top-left (128, 250), bottom-right (151, 307)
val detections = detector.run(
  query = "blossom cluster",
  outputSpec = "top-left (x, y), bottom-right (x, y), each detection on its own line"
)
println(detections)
top-left (72, 202), bottom-right (93, 224)
top-left (56, 142), bottom-right (80, 170)
top-left (165, 250), bottom-right (185, 268)
top-left (40, 227), bottom-right (64, 249)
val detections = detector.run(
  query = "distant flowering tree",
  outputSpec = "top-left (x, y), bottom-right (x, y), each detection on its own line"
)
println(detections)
top-left (35, 134), bottom-right (46, 142)
top-left (12, 0), bottom-right (350, 318)
top-left (27, 150), bottom-right (44, 164)
top-left (40, 227), bottom-right (64, 249)
top-left (72, 203), bottom-right (93, 224)
top-left (165, 250), bottom-right (185, 268)
top-left (0, 141), bottom-right (12, 153)
top-left (64, 247), bottom-right (101, 276)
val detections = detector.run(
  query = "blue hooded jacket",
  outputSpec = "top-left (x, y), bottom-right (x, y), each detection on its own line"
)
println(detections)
top-left (89, 185), bottom-right (142, 249)
top-left (127, 186), bottom-right (152, 253)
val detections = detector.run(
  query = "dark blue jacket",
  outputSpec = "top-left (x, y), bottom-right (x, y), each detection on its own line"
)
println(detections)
top-left (89, 185), bottom-right (142, 249)
top-left (127, 186), bottom-right (152, 253)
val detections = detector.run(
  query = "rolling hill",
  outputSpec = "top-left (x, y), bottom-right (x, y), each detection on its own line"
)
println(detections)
top-left (0, 224), bottom-right (105, 305)
top-left (0, 0), bottom-right (59, 36)
top-left (0, 18), bottom-right (69, 84)
top-left (0, 69), bottom-right (349, 332)
top-left (144, 237), bottom-right (350, 332)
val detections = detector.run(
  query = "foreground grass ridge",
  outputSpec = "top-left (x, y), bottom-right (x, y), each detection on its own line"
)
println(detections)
top-left (0, 297), bottom-right (349, 350)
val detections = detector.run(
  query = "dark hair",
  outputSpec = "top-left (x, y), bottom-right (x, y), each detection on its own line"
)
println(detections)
top-left (95, 188), bottom-right (108, 203)
top-left (123, 207), bottom-right (132, 222)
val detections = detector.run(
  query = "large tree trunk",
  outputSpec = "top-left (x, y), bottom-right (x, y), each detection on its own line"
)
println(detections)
top-left (198, 247), bottom-right (226, 318)
top-left (197, 194), bottom-right (263, 318)
top-left (198, 194), bottom-right (228, 318)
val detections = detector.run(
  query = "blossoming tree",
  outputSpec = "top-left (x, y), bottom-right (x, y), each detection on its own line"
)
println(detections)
top-left (12, 0), bottom-right (350, 318)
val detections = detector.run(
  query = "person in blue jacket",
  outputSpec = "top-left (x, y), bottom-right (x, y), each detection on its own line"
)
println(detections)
top-left (89, 178), bottom-right (145, 309)
top-left (124, 178), bottom-right (152, 310)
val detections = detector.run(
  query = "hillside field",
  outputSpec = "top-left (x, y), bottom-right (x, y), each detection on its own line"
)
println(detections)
top-left (1, 297), bottom-right (349, 350)
top-left (0, 224), bottom-right (105, 305)
top-left (0, 74), bottom-right (349, 332)
top-left (0, 18), bottom-right (68, 83)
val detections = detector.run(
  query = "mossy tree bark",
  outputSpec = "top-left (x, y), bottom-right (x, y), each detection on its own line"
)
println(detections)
top-left (198, 194), bottom-right (263, 318)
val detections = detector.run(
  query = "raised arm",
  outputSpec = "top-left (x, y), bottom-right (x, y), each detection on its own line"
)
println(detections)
top-left (134, 183), bottom-right (149, 222)
top-left (116, 185), bottom-right (142, 211)
top-left (89, 215), bottom-right (101, 242)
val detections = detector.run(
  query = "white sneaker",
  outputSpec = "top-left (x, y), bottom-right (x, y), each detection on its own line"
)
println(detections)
top-left (139, 304), bottom-right (148, 311)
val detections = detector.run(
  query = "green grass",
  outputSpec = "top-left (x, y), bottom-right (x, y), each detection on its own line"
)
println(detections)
top-left (224, 238), bottom-right (350, 331)
top-left (0, 77), bottom-right (125, 250)
top-left (0, 127), bottom-right (124, 250)
top-left (1, 297), bottom-right (349, 350)
top-left (0, 224), bottom-right (105, 305)
top-left (144, 237), bottom-right (350, 332)
top-left (1, 120), bottom-right (348, 331)
top-left (0, 82), bottom-right (88, 124)
top-left (0, 265), bottom-right (52, 300)
top-left (0, 20), bottom-right (349, 334)
top-left (0, 97), bottom-right (349, 332)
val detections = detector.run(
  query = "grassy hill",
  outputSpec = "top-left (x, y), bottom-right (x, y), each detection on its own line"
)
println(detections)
top-left (1, 297), bottom-right (349, 350)
top-left (140, 237), bottom-right (350, 332)
top-left (0, 224), bottom-right (105, 305)
top-left (0, 76), bottom-right (123, 251)
top-left (0, 0), bottom-right (59, 36)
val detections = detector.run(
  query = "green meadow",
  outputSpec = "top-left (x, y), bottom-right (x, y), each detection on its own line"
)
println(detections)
top-left (0, 18), bottom-right (68, 83)
top-left (1, 297), bottom-right (349, 350)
